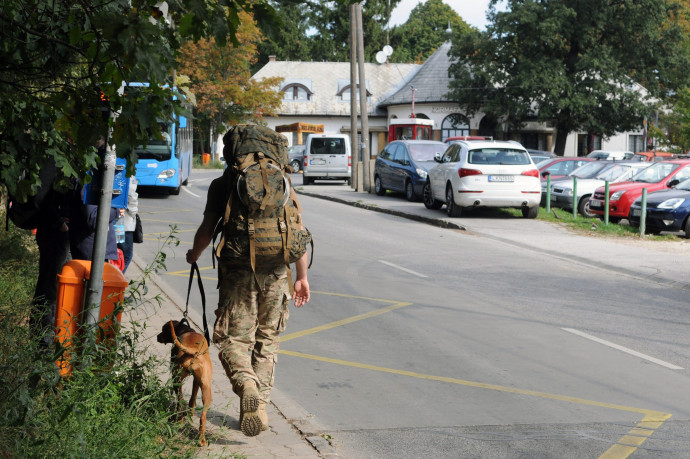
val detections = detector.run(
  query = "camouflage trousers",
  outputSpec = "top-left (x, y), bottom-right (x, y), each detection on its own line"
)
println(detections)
top-left (214, 264), bottom-right (290, 404)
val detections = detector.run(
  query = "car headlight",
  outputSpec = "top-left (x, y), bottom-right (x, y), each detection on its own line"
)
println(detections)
top-left (158, 169), bottom-right (176, 179)
top-left (658, 198), bottom-right (686, 209)
top-left (416, 168), bottom-right (427, 179)
top-left (610, 190), bottom-right (626, 201)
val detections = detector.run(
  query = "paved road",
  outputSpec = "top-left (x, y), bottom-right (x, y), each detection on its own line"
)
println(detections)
top-left (134, 170), bottom-right (690, 458)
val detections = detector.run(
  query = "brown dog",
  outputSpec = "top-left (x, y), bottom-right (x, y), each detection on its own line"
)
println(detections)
top-left (157, 320), bottom-right (212, 446)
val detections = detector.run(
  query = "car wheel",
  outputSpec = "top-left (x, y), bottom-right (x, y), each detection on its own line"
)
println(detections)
top-left (684, 217), bottom-right (690, 239)
top-left (346, 177), bottom-right (352, 186)
top-left (609, 217), bottom-right (621, 224)
top-left (446, 185), bottom-right (462, 217)
top-left (289, 160), bottom-right (301, 172)
top-left (578, 195), bottom-right (596, 218)
top-left (170, 186), bottom-right (180, 195)
top-left (374, 175), bottom-right (386, 196)
top-left (405, 181), bottom-right (417, 201)
top-left (303, 176), bottom-right (312, 185)
top-left (423, 182), bottom-right (442, 209)
top-left (522, 205), bottom-right (539, 219)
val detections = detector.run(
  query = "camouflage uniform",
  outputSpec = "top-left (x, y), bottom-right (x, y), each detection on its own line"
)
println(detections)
top-left (205, 175), bottom-right (291, 404)
top-left (214, 264), bottom-right (290, 404)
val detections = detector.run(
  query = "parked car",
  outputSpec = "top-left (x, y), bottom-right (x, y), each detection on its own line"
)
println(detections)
top-left (302, 133), bottom-right (351, 185)
top-left (628, 178), bottom-right (690, 237)
top-left (629, 151), bottom-right (675, 162)
top-left (374, 140), bottom-right (447, 201)
top-left (586, 150), bottom-right (634, 160)
top-left (423, 140), bottom-right (541, 218)
top-left (550, 161), bottom-right (650, 217)
top-left (589, 160), bottom-right (690, 222)
top-left (537, 157), bottom-right (594, 182)
top-left (444, 136), bottom-right (490, 143)
top-left (540, 160), bottom-right (614, 204)
top-left (288, 145), bottom-right (305, 172)
top-left (527, 149), bottom-right (557, 163)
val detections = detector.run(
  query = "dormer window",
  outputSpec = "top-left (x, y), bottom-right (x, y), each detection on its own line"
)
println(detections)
top-left (282, 83), bottom-right (312, 101)
top-left (338, 84), bottom-right (371, 102)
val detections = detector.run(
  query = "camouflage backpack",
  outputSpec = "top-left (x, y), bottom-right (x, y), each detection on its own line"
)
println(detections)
top-left (215, 125), bottom-right (312, 292)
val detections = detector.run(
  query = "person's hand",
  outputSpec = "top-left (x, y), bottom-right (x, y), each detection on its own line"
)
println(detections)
top-left (186, 249), bottom-right (199, 264)
top-left (293, 278), bottom-right (310, 307)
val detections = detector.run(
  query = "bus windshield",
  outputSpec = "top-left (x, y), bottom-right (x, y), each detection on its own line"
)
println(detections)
top-left (135, 122), bottom-right (172, 160)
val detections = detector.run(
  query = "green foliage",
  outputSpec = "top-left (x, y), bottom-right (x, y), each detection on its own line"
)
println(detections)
top-left (0, 220), bottom-right (195, 457)
top-left (655, 88), bottom-right (690, 153)
top-left (390, 0), bottom-right (472, 63)
top-left (447, 0), bottom-right (690, 155)
top-left (0, 0), bottom-right (279, 201)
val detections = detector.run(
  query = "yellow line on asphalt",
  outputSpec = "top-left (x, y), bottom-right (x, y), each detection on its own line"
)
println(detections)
top-left (281, 300), bottom-right (412, 342)
top-left (278, 349), bottom-right (672, 457)
top-left (141, 218), bottom-right (200, 225)
top-left (139, 209), bottom-right (193, 214)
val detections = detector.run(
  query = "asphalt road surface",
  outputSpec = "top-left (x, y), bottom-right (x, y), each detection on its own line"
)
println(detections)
top-left (135, 170), bottom-right (690, 458)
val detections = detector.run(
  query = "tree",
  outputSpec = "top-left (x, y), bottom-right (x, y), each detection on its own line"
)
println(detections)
top-left (390, 0), bottom-right (472, 63)
top-left (178, 11), bottom-right (284, 154)
top-left (0, 0), bottom-right (279, 200)
top-left (447, 0), bottom-right (690, 155)
top-left (255, 0), bottom-right (314, 71)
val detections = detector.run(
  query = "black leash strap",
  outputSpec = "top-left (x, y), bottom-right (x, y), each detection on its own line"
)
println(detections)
top-left (185, 262), bottom-right (210, 344)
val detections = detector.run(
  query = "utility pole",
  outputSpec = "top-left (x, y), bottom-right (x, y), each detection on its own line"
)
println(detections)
top-left (355, 3), bottom-right (371, 192)
top-left (350, 3), bottom-right (360, 191)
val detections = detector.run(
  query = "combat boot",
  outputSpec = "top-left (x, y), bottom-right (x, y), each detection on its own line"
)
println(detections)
top-left (258, 402), bottom-right (269, 431)
top-left (239, 380), bottom-right (261, 437)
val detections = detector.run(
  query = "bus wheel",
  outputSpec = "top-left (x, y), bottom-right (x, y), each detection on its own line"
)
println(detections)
top-left (170, 186), bottom-right (181, 195)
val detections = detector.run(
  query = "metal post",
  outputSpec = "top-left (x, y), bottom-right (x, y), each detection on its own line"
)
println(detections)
top-left (349, 4), bottom-right (359, 191)
top-left (640, 188), bottom-right (647, 239)
top-left (355, 3), bottom-right (371, 192)
top-left (572, 176), bottom-right (577, 218)
top-left (604, 181), bottom-right (610, 225)
top-left (545, 174), bottom-right (551, 213)
top-left (84, 144), bottom-right (116, 327)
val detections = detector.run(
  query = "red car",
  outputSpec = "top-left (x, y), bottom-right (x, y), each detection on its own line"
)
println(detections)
top-left (589, 160), bottom-right (690, 222)
top-left (537, 157), bottom-right (594, 181)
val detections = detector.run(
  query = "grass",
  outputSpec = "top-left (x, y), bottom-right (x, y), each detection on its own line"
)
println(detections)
top-left (193, 154), bottom-right (224, 170)
top-left (0, 210), bottom-right (198, 457)
top-left (503, 206), bottom-right (678, 241)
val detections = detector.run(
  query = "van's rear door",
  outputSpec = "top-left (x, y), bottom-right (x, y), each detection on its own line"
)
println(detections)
top-left (309, 137), bottom-right (348, 176)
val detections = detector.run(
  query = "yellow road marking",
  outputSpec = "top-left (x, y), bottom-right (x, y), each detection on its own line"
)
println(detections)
top-left (141, 218), bottom-right (200, 225)
top-left (139, 209), bottom-right (193, 214)
top-left (278, 349), bottom-right (672, 457)
top-left (281, 300), bottom-right (412, 342)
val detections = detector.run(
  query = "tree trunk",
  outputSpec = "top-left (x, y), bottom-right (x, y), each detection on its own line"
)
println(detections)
top-left (553, 128), bottom-right (568, 156)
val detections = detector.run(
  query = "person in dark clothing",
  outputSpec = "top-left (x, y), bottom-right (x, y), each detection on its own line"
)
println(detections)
top-left (68, 185), bottom-right (119, 262)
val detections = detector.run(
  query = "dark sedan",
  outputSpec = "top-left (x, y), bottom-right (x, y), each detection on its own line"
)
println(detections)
top-left (629, 178), bottom-right (690, 237)
top-left (374, 140), bottom-right (447, 201)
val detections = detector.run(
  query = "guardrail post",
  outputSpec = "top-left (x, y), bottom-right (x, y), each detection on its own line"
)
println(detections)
top-left (604, 181), bottom-right (610, 225)
top-left (640, 188), bottom-right (647, 239)
top-left (572, 176), bottom-right (577, 218)
top-left (545, 174), bottom-right (551, 213)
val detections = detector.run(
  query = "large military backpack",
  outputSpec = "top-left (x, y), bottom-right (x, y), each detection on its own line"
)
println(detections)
top-left (215, 125), bottom-right (312, 293)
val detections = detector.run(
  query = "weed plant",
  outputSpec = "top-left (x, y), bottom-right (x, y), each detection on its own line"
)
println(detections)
top-left (192, 154), bottom-right (224, 169)
top-left (0, 217), bottom-right (195, 457)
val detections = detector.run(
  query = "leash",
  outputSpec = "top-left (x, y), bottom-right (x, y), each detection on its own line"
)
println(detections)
top-left (185, 262), bottom-right (210, 344)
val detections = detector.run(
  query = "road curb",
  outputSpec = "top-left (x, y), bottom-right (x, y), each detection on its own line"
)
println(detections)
top-left (297, 188), bottom-right (467, 231)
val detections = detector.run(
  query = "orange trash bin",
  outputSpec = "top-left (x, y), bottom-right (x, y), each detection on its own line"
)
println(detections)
top-left (202, 153), bottom-right (210, 165)
top-left (55, 260), bottom-right (128, 376)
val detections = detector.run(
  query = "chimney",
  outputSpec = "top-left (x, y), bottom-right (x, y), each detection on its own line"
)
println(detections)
top-left (269, 55), bottom-right (276, 62)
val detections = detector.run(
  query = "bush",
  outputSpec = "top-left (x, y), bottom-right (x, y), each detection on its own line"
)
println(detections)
top-left (0, 214), bottom-right (195, 457)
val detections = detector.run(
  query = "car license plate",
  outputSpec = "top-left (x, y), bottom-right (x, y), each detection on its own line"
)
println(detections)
top-left (310, 159), bottom-right (326, 165)
top-left (488, 175), bottom-right (514, 182)
top-left (631, 209), bottom-right (641, 217)
top-left (590, 199), bottom-right (602, 208)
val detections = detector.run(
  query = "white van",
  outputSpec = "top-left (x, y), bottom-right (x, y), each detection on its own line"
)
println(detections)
top-left (302, 134), bottom-right (351, 185)
top-left (586, 150), bottom-right (634, 160)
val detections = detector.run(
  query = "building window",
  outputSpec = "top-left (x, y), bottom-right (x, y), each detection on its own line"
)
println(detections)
top-left (629, 135), bottom-right (647, 153)
top-left (338, 84), bottom-right (371, 102)
top-left (441, 114), bottom-right (470, 140)
top-left (281, 83), bottom-right (312, 101)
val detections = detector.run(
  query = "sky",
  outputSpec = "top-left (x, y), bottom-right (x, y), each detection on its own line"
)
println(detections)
top-left (390, 0), bottom-right (492, 30)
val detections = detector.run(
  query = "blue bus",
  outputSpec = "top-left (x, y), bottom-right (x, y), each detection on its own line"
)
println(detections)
top-left (127, 84), bottom-right (193, 195)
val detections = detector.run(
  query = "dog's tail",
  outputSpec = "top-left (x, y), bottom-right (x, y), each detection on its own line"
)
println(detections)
top-left (169, 320), bottom-right (202, 355)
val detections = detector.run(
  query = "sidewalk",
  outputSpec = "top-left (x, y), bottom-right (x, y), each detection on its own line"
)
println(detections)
top-left (123, 258), bottom-right (336, 458)
top-left (122, 182), bottom-right (690, 458)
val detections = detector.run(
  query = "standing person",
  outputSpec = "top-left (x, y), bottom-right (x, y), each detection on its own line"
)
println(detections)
top-left (186, 125), bottom-right (311, 438)
top-left (118, 176), bottom-right (138, 273)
